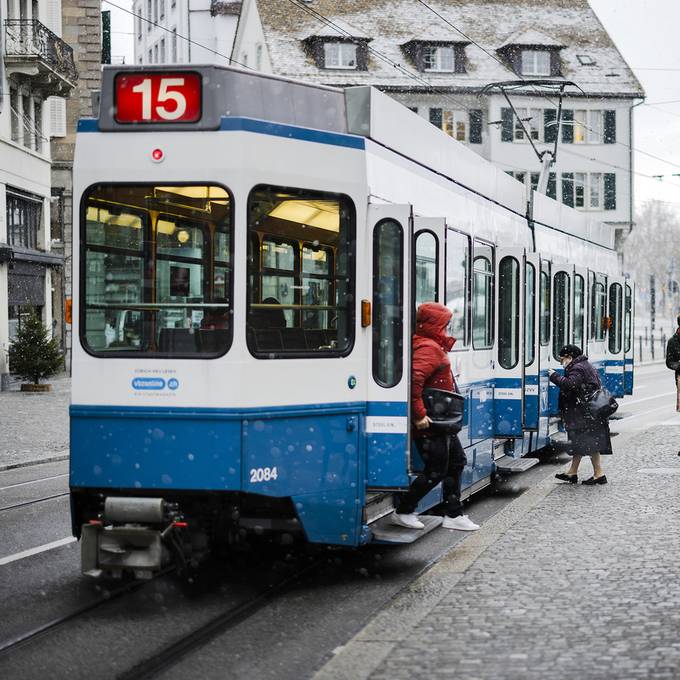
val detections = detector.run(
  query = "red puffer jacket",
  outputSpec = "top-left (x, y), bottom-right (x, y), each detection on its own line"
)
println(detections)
top-left (411, 302), bottom-right (458, 425)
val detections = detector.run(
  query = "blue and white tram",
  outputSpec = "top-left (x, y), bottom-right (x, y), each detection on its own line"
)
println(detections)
top-left (70, 66), bottom-right (634, 578)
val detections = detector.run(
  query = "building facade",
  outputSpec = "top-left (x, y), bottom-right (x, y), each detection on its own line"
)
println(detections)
top-left (0, 0), bottom-right (77, 388)
top-left (133, 0), bottom-right (241, 66)
top-left (232, 0), bottom-right (644, 253)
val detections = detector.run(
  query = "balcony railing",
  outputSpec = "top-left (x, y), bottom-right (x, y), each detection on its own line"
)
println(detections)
top-left (4, 19), bottom-right (78, 85)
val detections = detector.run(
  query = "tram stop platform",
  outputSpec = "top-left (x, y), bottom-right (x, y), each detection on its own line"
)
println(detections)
top-left (315, 422), bottom-right (680, 680)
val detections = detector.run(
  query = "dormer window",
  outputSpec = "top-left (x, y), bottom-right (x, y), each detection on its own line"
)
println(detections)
top-left (323, 41), bottom-right (358, 69)
top-left (423, 45), bottom-right (455, 72)
top-left (521, 50), bottom-right (551, 76)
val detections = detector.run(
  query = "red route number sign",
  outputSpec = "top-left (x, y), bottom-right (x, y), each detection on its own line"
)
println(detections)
top-left (115, 73), bottom-right (202, 124)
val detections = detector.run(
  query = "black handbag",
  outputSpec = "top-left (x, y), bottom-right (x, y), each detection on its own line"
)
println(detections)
top-left (421, 388), bottom-right (465, 434)
top-left (581, 386), bottom-right (619, 421)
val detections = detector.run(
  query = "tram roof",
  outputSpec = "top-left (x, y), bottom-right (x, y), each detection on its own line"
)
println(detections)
top-left (92, 64), bottom-right (615, 251)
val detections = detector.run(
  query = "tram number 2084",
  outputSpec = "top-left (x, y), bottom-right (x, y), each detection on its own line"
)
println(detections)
top-left (249, 467), bottom-right (279, 483)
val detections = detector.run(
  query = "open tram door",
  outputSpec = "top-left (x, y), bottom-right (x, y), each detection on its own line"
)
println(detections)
top-left (548, 262), bottom-right (572, 416)
top-left (494, 247), bottom-right (525, 437)
top-left (624, 280), bottom-right (635, 394)
top-left (606, 275), bottom-right (626, 397)
top-left (366, 203), bottom-right (413, 490)
top-left (523, 251), bottom-right (541, 431)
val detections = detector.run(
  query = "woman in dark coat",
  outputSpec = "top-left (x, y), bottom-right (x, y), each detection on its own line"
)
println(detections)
top-left (549, 344), bottom-right (612, 485)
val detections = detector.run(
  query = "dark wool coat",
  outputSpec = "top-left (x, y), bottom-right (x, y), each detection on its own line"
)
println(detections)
top-left (549, 355), bottom-right (612, 456)
top-left (666, 328), bottom-right (680, 379)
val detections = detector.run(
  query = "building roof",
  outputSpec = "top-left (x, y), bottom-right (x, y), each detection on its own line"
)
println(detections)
top-left (254, 0), bottom-right (644, 97)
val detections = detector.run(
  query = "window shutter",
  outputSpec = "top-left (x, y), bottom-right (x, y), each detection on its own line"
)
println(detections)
top-left (544, 108), bottom-right (557, 143)
top-left (501, 107), bottom-right (514, 142)
top-left (562, 173), bottom-right (574, 207)
top-left (48, 97), bottom-right (67, 138)
top-left (45, 0), bottom-right (63, 34)
top-left (561, 110), bottom-right (574, 143)
top-left (356, 42), bottom-right (369, 71)
top-left (454, 45), bottom-right (466, 73)
top-left (429, 107), bottom-right (442, 129)
top-left (469, 109), bottom-right (483, 144)
top-left (603, 110), bottom-right (616, 144)
top-left (604, 173), bottom-right (616, 210)
top-left (547, 172), bottom-right (557, 199)
top-left (550, 50), bottom-right (561, 76)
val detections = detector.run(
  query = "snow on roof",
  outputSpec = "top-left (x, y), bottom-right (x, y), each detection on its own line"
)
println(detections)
top-left (302, 17), bottom-right (370, 41)
top-left (254, 0), bottom-right (644, 98)
top-left (498, 28), bottom-right (565, 49)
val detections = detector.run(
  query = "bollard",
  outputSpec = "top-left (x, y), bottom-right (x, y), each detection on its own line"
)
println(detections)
top-left (663, 334), bottom-right (667, 358)
top-left (639, 335), bottom-right (643, 363)
top-left (651, 332), bottom-right (655, 360)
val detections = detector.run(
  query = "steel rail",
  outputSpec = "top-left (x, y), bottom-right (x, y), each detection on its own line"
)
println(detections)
top-left (0, 492), bottom-right (70, 512)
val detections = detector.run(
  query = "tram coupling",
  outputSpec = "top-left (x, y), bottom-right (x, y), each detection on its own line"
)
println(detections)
top-left (80, 497), bottom-right (207, 580)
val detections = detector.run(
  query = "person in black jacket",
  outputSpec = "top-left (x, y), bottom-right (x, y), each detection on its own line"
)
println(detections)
top-left (548, 345), bottom-right (612, 485)
top-left (665, 314), bottom-right (680, 412)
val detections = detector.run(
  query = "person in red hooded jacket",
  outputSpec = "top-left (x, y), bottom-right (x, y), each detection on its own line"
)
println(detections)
top-left (391, 302), bottom-right (480, 532)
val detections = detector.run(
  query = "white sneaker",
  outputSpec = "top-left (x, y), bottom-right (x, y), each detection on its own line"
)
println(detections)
top-left (390, 512), bottom-right (425, 530)
top-left (442, 515), bottom-right (480, 531)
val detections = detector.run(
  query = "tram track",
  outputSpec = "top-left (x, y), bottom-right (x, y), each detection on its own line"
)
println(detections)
top-left (0, 491), bottom-right (70, 513)
top-left (117, 557), bottom-right (324, 680)
top-left (0, 568), bottom-right (175, 657)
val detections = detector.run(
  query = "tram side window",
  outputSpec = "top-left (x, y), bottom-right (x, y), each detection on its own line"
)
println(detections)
top-left (608, 283), bottom-right (623, 354)
top-left (415, 231), bottom-right (438, 307)
top-left (445, 229), bottom-right (470, 346)
top-left (246, 185), bottom-right (355, 358)
top-left (573, 274), bottom-right (585, 349)
top-left (373, 220), bottom-right (404, 387)
top-left (472, 241), bottom-right (494, 349)
top-left (552, 272), bottom-right (570, 359)
top-left (624, 284), bottom-right (632, 353)
top-left (591, 277), bottom-right (607, 341)
top-left (81, 184), bottom-right (233, 357)
top-left (498, 256), bottom-right (519, 369)
top-left (524, 262), bottom-right (535, 367)
top-left (539, 261), bottom-right (550, 346)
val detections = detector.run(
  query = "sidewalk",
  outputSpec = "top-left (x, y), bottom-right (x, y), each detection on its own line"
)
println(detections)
top-left (0, 373), bottom-right (70, 471)
top-left (318, 424), bottom-right (680, 680)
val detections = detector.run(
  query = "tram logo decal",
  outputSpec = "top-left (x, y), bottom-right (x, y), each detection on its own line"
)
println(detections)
top-left (132, 377), bottom-right (167, 390)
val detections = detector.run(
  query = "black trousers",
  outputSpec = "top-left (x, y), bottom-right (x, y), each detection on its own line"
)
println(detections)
top-left (396, 434), bottom-right (466, 518)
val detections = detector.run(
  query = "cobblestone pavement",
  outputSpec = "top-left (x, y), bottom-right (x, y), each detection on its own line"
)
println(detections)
top-left (318, 425), bottom-right (680, 680)
top-left (0, 374), bottom-right (70, 469)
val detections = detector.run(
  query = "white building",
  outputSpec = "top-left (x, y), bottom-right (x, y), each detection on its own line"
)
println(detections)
top-left (0, 0), bottom-right (76, 389)
top-left (232, 0), bottom-right (644, 253)
top-left (133, 0), bottom-right (241, 66)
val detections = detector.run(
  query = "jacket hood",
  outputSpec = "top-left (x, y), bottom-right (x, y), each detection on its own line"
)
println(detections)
top-left (415, 302), bottom-right (456, 352)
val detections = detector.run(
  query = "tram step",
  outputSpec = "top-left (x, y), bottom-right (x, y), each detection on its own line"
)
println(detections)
top-left (369, 514), bottom-right (443, 544)
top-left (364, 491), bottom-right (396, 525)
top-left (494, 455), bottom-right (539, 474)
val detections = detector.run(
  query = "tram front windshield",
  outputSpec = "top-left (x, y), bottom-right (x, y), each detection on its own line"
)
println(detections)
top-left (81, 184), bottom-right (233, 357)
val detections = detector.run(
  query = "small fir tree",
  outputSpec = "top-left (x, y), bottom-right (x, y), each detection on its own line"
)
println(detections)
top-left (8, 310), bottom-right (64, 385)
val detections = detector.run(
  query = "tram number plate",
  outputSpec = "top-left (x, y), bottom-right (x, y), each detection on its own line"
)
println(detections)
top-left (115, 72), bottom-right (202, 124)
top-left (249, 467), bottom-right (278, 483)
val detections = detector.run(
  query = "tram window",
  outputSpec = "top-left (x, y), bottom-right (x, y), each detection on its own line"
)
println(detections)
top-left (472, 241), bottom-right (494, 349)
top-left (246, 185), bottom-right (355, 358)
top-left (624, 284), bottom-right (632, 353)
top-left (524, 262), bottom-right (535, 367)
top-left (552, 272), bottom-right (570, 359)
top-left (415, 231), bottom-right (438, 306)
top-left (81, 184), bottom-right (233, 357)
top-left (498, 256), bottom-right (519, 369)
top-left (591, 277), bottom-right (607, 341)
top-left (539, 261), bottom-right (550, 345)
top-left (373, 220), bottom-right (403, 387)
top-left (445, 229), bottom-right (470, 346)
top-left (573, 274), bottom-right (585, 349)
top-left (608, 283), bottom-right (623, 354)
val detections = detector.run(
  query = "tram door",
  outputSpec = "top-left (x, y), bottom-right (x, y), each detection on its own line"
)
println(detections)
top-left (606, 275), bottom-right (625, 397)
top-left (494, 247), bottom-right (525, 437)
top-left (572, 266), bottom-right (588, 353)
top-left (624, 281), bottom-right (635, 394)
top-left (413, 218), bottom-right (446, 309)
top-left (549, 263), bottom-right (572, 416)
top-left (523, 252), bottom-right (540, 430)
top-left (366, 203), bottom-right (413, 489)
